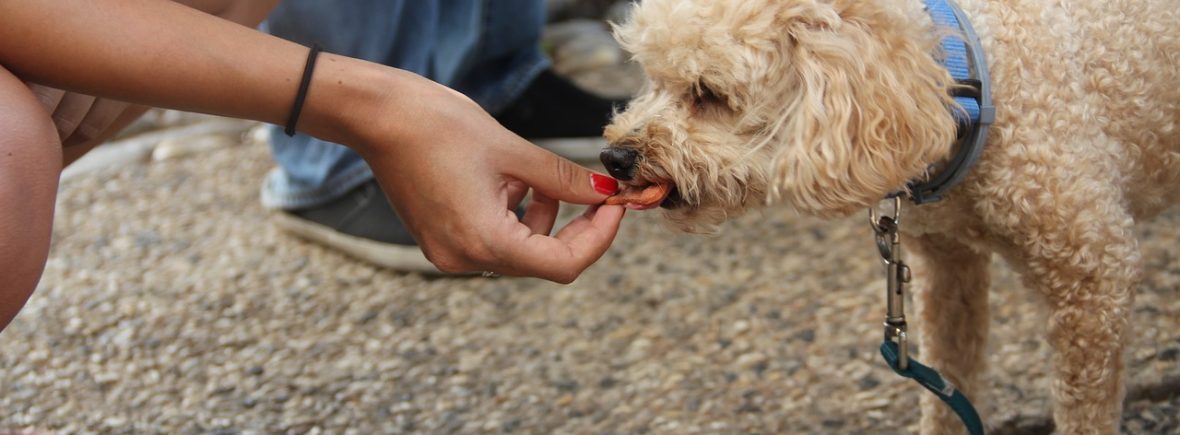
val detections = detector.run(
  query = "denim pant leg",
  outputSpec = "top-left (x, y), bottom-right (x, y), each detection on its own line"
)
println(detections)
top-left (261, 0), bottom-right (549, 210)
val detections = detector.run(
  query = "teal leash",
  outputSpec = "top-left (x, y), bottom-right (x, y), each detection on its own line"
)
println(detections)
top-left (880, 342), bottom-right (984, 435)
top-left (870, 198), bottom-right (984, 435)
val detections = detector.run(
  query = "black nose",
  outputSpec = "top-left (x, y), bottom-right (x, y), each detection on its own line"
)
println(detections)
top-left (599, 147), bottom-right (639, 181)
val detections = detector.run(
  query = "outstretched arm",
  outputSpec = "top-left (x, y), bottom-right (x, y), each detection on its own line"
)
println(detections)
top-left (0, 0), bottom-right (625, 282)
top-left (27, 0), bottom-right (282, 165)
top-left (176, 0), bottom-right (280, 25)
top-left (0, 0), bottom-right (334, 137)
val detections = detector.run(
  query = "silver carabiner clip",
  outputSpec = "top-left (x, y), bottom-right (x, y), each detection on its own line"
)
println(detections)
top-left (869, 197), bottom-right (903, 263)
top-left (870, 197), bottom-right (910, 370)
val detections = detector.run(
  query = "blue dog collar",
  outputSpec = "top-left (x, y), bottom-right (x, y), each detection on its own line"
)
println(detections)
top-left (904, 0), bottom-right (995, 204)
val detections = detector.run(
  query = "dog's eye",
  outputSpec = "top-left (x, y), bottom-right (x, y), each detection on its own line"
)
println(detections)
top-left (692, 83), bottom-right (726, 112)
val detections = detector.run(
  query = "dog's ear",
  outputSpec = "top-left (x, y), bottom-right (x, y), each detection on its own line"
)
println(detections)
top-left (764, 1), bottom-right (959, 217)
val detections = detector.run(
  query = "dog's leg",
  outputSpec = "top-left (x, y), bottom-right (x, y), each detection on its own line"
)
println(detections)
top-left (910, 234), bottom-right (991, 435)
top-left (1018, 238), bottom-right (1137, 434)
top-left (990, 196), bottom-right (1139, 434)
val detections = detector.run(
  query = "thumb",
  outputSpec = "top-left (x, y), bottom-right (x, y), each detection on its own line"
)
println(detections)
top-left (503, 143), bottom-right (619, 205)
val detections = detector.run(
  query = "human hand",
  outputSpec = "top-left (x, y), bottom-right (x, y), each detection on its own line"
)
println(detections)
top-left (351, 69), bottom-right (625, 283)
top-left (26, 83), bottom-right (133, 147)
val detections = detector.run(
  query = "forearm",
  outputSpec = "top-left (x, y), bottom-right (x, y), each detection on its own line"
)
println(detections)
top-left (0, 0), bottom-right (389, 148)
top-left (56, 0), bottom-right (278, 163)
top-left (174, 0), bottom-right (280, 26)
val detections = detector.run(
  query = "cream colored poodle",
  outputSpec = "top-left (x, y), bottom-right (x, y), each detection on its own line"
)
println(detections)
top-left (600, 0), bottom-right (1180, 433)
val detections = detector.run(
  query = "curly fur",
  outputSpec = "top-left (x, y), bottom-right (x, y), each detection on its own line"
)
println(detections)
top-left (608, 0), bottom-right (1180, 432)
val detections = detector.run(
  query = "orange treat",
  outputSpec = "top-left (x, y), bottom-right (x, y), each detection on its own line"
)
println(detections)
top-left (605, 183), bottom-right (672, 207)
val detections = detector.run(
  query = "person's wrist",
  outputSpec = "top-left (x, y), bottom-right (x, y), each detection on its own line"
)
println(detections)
top-left (296, 54), bottom-right (404, 154)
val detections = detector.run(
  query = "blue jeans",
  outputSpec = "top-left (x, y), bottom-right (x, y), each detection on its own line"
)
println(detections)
top-left (260, 0), bottom-right (549, 209)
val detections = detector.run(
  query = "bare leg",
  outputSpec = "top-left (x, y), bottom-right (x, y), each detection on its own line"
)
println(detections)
top-left (910, 233), bottom-right (992, 435)
top-left (0, 65), bottom-right (63, 332)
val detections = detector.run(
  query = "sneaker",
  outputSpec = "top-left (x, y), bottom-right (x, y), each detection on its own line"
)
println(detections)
top-left (272, 180), bottom-right (446, 273)
top-left (275, 69), bottom-right (622, 273)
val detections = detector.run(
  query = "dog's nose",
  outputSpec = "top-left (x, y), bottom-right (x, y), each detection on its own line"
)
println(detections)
top-left (600, 147), bottom-right (639, 181)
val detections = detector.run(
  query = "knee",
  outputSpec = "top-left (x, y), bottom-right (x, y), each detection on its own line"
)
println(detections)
top-left (0, 64), bottom-right (62, 204)
top-left (0, 74), bottom-right (61, 171)
top-left (0, 70), bottom-right (61, 234)
top-left (0, 65), bottom-right (61, 331)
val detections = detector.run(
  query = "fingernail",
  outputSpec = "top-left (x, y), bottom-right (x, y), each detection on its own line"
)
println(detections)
top-left (591, 173), bottom-right (619, 195)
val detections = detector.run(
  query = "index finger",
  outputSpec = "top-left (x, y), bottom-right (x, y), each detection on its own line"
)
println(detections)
top-left (495, 204), bottom-right (625, 283)
top-left (496, 138), bottom-right (618, 206)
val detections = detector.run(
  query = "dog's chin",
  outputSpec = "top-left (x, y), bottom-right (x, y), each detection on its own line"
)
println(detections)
top-left (661, 201), bottom-right (735, 233)
top-left (656, 178), bottom-right (769, 231)
top-left (632, 182), bottom-right (724, 230)
top-left (658, 186), bottom-right (684, 209)
top-left (624, 169), bottom-right (757, 228)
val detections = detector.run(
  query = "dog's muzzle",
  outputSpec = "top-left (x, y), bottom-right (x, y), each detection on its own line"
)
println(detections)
top-left (599, 147), bottom-right (639, 181)
top-left (599, 146), bottom-right (685, 209)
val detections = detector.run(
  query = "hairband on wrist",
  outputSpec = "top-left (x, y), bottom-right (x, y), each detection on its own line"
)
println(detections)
top-left (284, 43), bottom-right (322, 137)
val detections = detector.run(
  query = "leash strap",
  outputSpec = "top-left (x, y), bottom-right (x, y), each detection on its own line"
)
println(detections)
top-left (880, 341), bottom-right (985, 435)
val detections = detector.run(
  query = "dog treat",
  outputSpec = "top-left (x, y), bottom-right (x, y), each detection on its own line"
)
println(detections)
top-left (605, 183), bottom-right (672, 208)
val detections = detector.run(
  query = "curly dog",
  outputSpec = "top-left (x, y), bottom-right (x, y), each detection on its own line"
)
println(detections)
top-left (600, 0), bottom-right (1180, 432)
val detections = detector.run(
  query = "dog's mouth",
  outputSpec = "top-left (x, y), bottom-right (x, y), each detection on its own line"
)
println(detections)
top-left (605, 180), bottom-right (683, 210)
top-left (659, 185), bottom-right (684, 209)
top-left (599, 146), bottom-right (685, 210)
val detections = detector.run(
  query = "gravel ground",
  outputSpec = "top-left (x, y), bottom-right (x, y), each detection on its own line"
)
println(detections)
top-left (0, 134), bottom-right (1177, 434)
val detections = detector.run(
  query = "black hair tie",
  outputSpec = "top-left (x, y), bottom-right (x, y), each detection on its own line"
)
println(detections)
top-left (284, 44), bottom-right (322, 137)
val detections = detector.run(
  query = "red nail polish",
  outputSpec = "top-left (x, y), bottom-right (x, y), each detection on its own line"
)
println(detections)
top-left (591, 173), bottom-right (619, 195)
